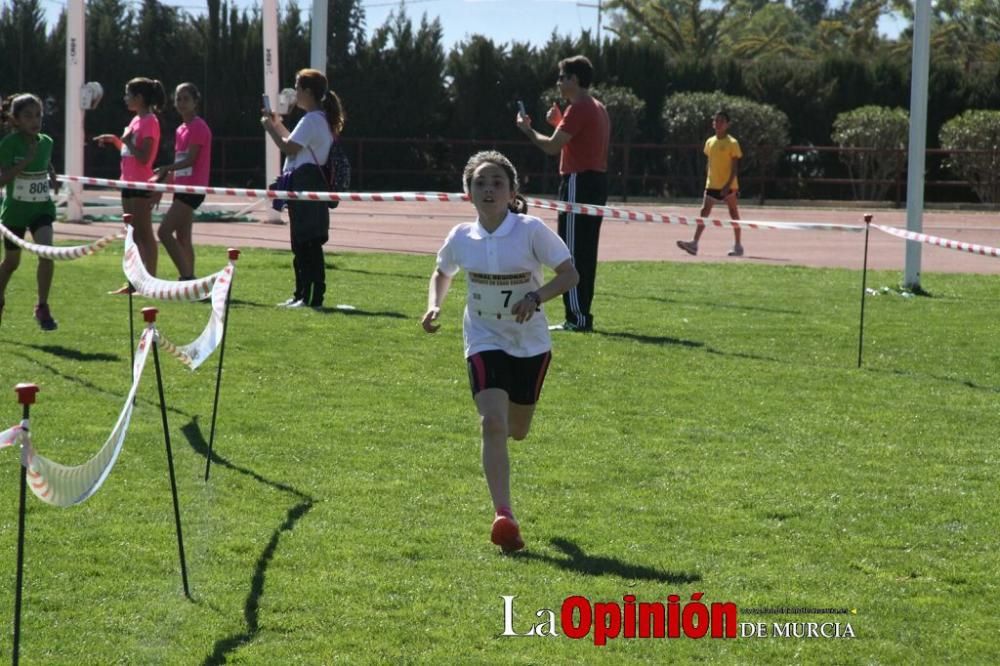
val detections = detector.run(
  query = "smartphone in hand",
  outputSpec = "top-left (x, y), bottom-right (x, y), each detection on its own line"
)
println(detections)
top-left (517, 100), bottom-right (526, 116)
top-left (262, 94), bottom-right (272, 114)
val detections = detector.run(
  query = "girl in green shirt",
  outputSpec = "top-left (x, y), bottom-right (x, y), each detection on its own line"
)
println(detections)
top-left (0, 93), bottom-right (60, 330)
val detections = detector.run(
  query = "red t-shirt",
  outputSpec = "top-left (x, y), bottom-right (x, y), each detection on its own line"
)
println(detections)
top-left (555, 95), bottom-right (609, 175)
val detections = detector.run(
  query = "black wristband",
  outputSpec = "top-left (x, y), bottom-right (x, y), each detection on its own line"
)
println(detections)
top-left (525, 291), bottom-right (542, 306)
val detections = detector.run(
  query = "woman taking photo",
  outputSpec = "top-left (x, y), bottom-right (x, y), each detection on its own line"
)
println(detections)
top-left (261, 68), bottom-right (345, 309)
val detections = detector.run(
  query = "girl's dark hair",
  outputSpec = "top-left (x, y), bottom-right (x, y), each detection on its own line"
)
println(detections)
top-left (175, 82), bottom-right (201, 105)
top-left (462, 150), bottom-right (529, 214)
top-left (127, 77), bottom-right (167, 113)
top-left (295, 68), bottom-right (346, 136)
top-left (0, 93), bottom-right (43, 129)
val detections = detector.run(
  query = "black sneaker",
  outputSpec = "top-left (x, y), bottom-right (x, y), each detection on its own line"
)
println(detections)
top-left (34, 303), bottom-right (58, 331)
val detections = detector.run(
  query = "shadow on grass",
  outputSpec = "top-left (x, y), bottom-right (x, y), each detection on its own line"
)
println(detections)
top-left (181, 418), bottom-right (312, 499)
top-left (6, 340), bottom-right (121, 362)
top-left (227, 298), bottom-right (270, 308)
top-left (623, 293), bottom-right (801, 316)
top-left (7, 350), bottom-right (193, 417)
top-left (202, 499), bottom-right (313, 666)
top-left (870, 366), bottom-right (1000, 394)
top-left (513, 537), bottom-right (700, 585)
top-left (310, 305), bottom-right (408, 319)
top-left (335, 266), bottom-right (428, 282)
top-left (182, 419), bottom-right (316, 666)
top-left (593, 330), bottom-right (776, 362)
top-left (594, 330), bottom-right (705, 348)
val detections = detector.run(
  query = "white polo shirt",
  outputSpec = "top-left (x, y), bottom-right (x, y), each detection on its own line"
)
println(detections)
top-left (283, 111), bottom-right (333, 173)
top-left (437, 211), bottom-right (572, 358)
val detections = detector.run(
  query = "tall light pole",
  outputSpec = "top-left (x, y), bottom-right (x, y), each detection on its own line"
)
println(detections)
top-left (64, 0), bottom-right (85, 222)
top-left (263, 0), bottom-right (281, 222)
top-left (904, 0), bottom-right (932, 290)
top-left (310, 0), bottom-right (328, 74)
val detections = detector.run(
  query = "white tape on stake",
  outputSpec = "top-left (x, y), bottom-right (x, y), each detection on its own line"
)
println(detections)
top-left (874, 224), bottom-right (1000, 258)
top-left (0, 222), bottom-right (122, 260)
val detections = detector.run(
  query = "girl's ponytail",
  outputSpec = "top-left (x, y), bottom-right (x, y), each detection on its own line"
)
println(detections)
top-left (322, 89), bottom-right (345, 136)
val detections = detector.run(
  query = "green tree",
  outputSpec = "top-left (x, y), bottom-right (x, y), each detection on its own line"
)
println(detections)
top-left (939, 109), bottom-right (1000, 203)
top-left (815, 0), bottom-right (889, 56)
top-left (0, 0), bottom-right (54, 94)
top-left (831, 105), bottom-right (908, 200)
top-left (723, 3), bottom-right (814, 59)
top-left (605, 0), bottom-right (738, 59)
top-left (661, 90), bottom-right (789, 196)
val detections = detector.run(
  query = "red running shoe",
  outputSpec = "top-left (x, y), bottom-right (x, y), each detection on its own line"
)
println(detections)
top-left (491, 514), bottom-right (525, 553)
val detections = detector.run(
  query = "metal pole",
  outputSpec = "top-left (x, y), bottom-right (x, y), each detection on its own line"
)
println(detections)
top-left (904, 0), bottom-right (932, 290)
top-left (12, 383), bottom-right (40, 666)
top-left (310, 0), bottom-right (328, 74)
top-left (857, 214), bottom-right (873, 369)
top-left (205, 250), bottom-right (240, 481)
top-left (263, 0), bottom-right (282, 223)
top-left (64, 0), bottom-right (85, 222)
top-left (143, 309), bottom-right (191, 598)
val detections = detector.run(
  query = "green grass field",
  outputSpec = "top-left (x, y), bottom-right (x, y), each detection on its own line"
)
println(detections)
top-left (1, 244), bottom-right (998, 664)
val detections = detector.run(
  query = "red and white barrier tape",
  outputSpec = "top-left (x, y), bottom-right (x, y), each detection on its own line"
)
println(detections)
top-left (13, 326), bottom-right (154, 507)
top-left (57, 174), bottom-right (462, 204)
top-left (525, 197), bottom-right (864, 232)
top-left (0, 222), bottom-right (123, 260)
top-left (155, 262), bottom-right (235, 370)
top-left (0, 422), bottom-right (22, 449)
top-left (873, 224), bottom-right (1000, 258)
top-left (122, 225), bottom-right (221, 301)
top-left (56, 174), bottom-right (864, 233)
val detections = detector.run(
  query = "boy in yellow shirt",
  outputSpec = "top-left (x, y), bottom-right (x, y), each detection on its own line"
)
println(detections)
top-left (677, 110), bottom-right (744, 257)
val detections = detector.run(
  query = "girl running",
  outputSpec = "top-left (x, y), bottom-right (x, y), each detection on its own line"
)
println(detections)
top-left (154, 82), bottom-right (212, 280)
top-left (0, 93), bottom-right (60, 330)
top-left (421, 151), bottom-right (579, 553)
top-left (95, 77), bottom-right (166, 286)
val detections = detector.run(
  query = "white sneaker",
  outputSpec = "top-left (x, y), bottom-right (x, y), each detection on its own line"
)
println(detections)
top-left (728, 244), bottom-right (744, 257)
top-left (277, 298), bottom-right (303, 307)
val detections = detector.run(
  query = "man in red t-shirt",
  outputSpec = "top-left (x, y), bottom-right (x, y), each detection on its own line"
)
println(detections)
top-left (517, 55), bottom-right (610, 333)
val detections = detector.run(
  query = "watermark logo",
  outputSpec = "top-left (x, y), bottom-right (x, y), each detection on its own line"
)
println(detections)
top-left (500, 594), bottom-right (856, 644)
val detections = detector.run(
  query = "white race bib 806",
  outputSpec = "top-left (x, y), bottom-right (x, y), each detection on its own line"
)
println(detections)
top-left (468, 271), bottom-right (534, 320)
top-left (13, 173), bottom-right (50, 202)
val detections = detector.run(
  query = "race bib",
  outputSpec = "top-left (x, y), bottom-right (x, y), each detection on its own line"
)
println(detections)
top-left (174, 151), bottom-right (192, 177)
top-left (468, 271), bottom-right (534, 320)
top-left (13, 173), bottom-right (51, 202)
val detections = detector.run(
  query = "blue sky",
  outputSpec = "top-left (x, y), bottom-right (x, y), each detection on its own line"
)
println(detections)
top-left (42, 0), bottom-right (905, 52)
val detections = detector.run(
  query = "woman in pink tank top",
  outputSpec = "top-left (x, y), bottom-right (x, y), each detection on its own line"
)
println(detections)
top-left (154, 82), bottom-right (212, 280)
top-left (95, 77), bottom-right (166, 288)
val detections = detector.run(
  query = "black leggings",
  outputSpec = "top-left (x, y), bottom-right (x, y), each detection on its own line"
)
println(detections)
top-left (287, 165), bottom-right (330, 307)
top-left (291, 236), bottom-right (326, 306)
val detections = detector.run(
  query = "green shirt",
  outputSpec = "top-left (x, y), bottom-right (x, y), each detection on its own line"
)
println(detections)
top-left (0, 132), bottom-right (56, 227)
